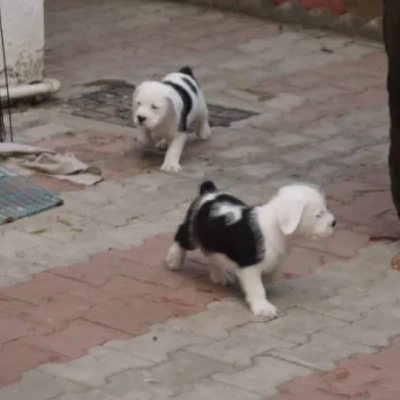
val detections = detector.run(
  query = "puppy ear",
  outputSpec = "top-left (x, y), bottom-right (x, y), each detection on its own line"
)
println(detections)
top-left (277, 199), bottom-right (305, 235)
top-left (165, 94), bottom-right (180, 122)
top-left (133, 84), bottom-right (141, 101)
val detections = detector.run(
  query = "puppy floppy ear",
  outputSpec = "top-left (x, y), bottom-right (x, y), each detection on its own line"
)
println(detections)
top-left (165, 93), bottom-right (180, 125)
top-left (133, 84), bottom-right (142, 102)
top-left (277, 198), bottom-right (305, 235)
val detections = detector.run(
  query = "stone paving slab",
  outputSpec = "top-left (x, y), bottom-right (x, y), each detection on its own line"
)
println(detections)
top-left (0, 0), bottom-right (399, 399)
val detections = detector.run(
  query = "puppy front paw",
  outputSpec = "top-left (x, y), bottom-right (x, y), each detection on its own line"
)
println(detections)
top-left (249, 299), bottom-right (278, 318)
top-left (198, 125), bottom-right (211, 141)
top-left (160, 160), bottom-right (182, 173)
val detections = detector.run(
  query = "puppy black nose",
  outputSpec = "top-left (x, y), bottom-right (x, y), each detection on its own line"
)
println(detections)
top-left (331, 220), bottom-right (337, 227)
top-left (137, 115), bottom-right (146, 124)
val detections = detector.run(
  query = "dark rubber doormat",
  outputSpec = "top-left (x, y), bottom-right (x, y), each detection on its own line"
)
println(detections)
top-left (59, 82), bottom-right (259, 129)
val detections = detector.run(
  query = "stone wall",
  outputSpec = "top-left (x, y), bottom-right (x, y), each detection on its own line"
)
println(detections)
top-left (180, 0), bottom-right (383, 40)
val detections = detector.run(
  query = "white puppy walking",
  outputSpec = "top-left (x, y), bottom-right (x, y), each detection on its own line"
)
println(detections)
top-left (133, 66), bottom-right (211, 173)
top-left (165, 180), bottom-right (336, 317)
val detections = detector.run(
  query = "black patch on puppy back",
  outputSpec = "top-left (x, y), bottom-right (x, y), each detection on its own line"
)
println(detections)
top-left (163, 81), bottom-right (193, 132)
top-left (182, 77), bottom-right (198, 95)
top-left (194, 198), bottom-right (264, 267)
top-left (199, 180), bottom-right (218, 195)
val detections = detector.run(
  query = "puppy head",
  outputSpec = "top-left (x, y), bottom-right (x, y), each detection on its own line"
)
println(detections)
top-left (275, 183), bottom-right (336, 239)
top-left (133, 81), bottom-right (175, 130)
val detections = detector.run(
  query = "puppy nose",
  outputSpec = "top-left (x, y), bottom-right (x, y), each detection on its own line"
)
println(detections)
top-left (137, 115), bottom-right (146, 124)
top-left (331, 220), bottom-right (337, 227)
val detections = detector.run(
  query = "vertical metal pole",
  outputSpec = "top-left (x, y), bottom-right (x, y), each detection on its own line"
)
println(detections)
top-left (0, 5), bottom-right (13, 142)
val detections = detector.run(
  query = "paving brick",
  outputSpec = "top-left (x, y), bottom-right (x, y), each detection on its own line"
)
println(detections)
top-left (117, 234), bottom-right (172, 266)
top-left (299, 229), bottom-right (370, 258)
top-left (104, 323), bottom-right (211, 363)
top-left (188, 326), bottom-right (293, 367)
top-left (50, 253), bottom-right (139, 287)
top-left (274, 337), bottom-right (400, 399)
top-left (0, 230), bottom-right (59, 259)
top-left (213, 356), bottom-right (312, 396)
top-left (282, 247), bottom-right (343, 278)
top-left (0, 370), bottom-right (84, 400)
top-left (218, 145), bottom-right (265, 160)
top-left (172, 379), bottom-right (263, 400)
top-left (82, 298), bottom-right (185, 336)
top-left (7, 294), bottom-right (94, 331)
top-left (102, 350), bottom-right (236, 398)
top-left (325, 310), bottom-right (400, 348)
top-left (0, 273), bottom-right (90, 305)
top-left (245, 308), bottom-right (346, 344)
top-left (0, 314), bottom-right (52, 346)
top-left (265, 93), bottom-right (305, 111)
top-left (71, 275), bottom-right (164, 304)
top-left (167, 299), bottom-right (253, 339)
top-left (23, 319), bottom-right (130, 358)
top-left (39, 346), bottom-right (153, 387)
top-left (319, 136), bottom-right (359, 154)
top-left (281, 147), bottom-right (331, 165)
top-left (56, 390), bottom-right (123, 400)
top-left (0, 341), bottom-right (66, 385)
top-left (299, 269), bottom-right (398, 322)
top-left (270, 332), bottom-right (374, 371)
top-left (110, 255), bottom-right (207, 289)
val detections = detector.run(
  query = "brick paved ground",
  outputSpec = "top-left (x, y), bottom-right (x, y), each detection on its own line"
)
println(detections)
top-left (1, 0), bottom-right (399, 398)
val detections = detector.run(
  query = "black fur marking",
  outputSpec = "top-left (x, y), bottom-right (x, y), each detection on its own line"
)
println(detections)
top-left (199, 180), bottom-right (217, 195)
top-left (194, 194), bottom-right (264, 267)
top-left (163, 81), bottom-right (193, 132)
top-left (173, 189), bottom-right (265, 268)
top-left (174, 200), bottom-right (197, 250)
top-left (182, 77), bottom-right (198, 95)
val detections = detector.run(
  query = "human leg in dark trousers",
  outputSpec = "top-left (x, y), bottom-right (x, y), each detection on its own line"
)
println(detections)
top-left (383, 0), bottom-right (400, 269)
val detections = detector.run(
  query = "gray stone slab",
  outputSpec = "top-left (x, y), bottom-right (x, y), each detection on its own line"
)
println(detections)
top-left (0, 371), bottom-right (84, 400)
top-left (213, 356), bottom-right (312, 396)
top-left (102, 350), bottom-right (236, 399)
top-left (39, 346), bottom-right (153, 387)
top-left (104, 323), bottom-right (211, 364)
top-left (188, 326), bottom-right (294, 367)
top-left (324, 310), bottom-right (400, 348)
top-left (172, 379), bottom-right (263, 400)
top-left (270, 332), bottom-right (375, 371)
top-left (244, 308), bottom-right (346, 344)
top-left (167, 299), bottom-right (255, 340)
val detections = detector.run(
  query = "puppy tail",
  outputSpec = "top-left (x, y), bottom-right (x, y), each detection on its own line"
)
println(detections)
top-left (199, 180), bottom-right (218, 195)
top-left (179, 66), bottom-right (195, 78)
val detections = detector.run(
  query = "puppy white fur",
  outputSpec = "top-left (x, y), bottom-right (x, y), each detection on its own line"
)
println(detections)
top-left (165, 180), bottom-right (336, 317)
top-left (133, 66), bottom-right (211, 173)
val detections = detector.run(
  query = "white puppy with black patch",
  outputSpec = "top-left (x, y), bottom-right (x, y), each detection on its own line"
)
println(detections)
top-left (165, 180), bottom-right (336, 317)
top-left (132, 66), bottom-right (211, 173)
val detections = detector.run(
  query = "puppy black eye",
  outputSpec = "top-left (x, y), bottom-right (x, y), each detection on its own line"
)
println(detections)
top-left (137, 101), bottom-right (141, 106)
top-left (316, 212), bottom-right (323, 218)
top-left (151, 104), bottom-right (158, 110)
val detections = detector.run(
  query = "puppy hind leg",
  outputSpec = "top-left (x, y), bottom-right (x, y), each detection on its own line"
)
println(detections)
top-left (237, 266), bottom-right (278, 318)
top-left (165, 219), bottom-right (195, 270)
top-left (195, 110), bottom-right (211, 141)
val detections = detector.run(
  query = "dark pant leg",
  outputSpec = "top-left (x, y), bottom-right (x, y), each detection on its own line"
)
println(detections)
top-left (384, 0), bottom-right (400, 218)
